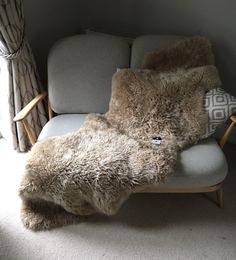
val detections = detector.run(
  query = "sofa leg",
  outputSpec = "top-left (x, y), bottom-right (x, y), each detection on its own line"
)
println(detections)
top-left (216, 187), bottom-right (223, 208)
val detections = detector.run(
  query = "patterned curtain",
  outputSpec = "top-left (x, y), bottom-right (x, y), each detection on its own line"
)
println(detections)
top-left (0, 0), bottom-right (47, 151)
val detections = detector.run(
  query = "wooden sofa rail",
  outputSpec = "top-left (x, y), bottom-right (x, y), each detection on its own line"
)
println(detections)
top-left (13, 91), bottom-right (49, 145)
top-left (13, 92), bottom-right (48, 122)
top-left (136, 182), bottom-right (224, 208)
top-left (220, 115), bottom-right (236, 147)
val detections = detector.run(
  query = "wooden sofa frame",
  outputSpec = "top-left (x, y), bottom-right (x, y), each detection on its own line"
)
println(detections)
top-left (14, 91), bottom-right (236, 208)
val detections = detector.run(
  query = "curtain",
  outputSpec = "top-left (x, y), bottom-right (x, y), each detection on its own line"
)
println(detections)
top-left (0, 0), bottom-right (47, 151)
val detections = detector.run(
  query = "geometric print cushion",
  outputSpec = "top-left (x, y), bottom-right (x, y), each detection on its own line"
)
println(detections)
top-left (202, 88), bottom-right (236, 138)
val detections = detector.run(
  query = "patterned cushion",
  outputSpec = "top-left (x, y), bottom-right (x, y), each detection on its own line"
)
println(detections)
top-left (203, 88), bottom-right (236, 138)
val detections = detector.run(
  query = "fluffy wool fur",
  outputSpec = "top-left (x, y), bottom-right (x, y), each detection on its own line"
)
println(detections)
top-left (19, 36), bottom-right (221, 231)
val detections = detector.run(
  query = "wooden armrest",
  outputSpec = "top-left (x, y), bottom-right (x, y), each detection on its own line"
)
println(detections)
top-left (13, 91), bottom-right (48, 122)
top-left (219, 116), bottom-right (236, 148)
top-left (231, 115), bottom-right (236, 123)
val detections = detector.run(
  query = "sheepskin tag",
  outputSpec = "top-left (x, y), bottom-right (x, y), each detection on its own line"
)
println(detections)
top-left (19, 36), bottom-right (221, 231)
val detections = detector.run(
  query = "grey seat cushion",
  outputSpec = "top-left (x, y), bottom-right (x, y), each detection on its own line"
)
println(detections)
top-left (48, 34), bottom-right (130, 114)
top-left (38, 114), bottom-right (227, 188)
top-left (158, 138), bottom-right (227, 188)
top-left (38, 114), bottom-right (88, 141)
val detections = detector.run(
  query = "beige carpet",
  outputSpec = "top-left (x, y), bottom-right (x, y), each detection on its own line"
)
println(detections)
top-left (0, 138), bottom-right (236, 260)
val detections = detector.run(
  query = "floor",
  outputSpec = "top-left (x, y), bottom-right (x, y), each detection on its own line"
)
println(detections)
top-left (0, 138), bottom-right (236, 260)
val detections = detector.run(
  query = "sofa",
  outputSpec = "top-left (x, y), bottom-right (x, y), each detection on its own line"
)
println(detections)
top-left (14, 34), bottom-right (228, 207)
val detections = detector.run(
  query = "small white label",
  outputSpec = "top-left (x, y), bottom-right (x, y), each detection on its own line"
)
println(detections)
top-left (151, 139), bottom-right (162, 145)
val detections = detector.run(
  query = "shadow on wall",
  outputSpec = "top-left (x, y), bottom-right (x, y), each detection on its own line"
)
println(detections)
top-left (24, 0), bottom-right (236, 96)
top-left (23, 0), bottom-right (87, 85)
top-left (214, 41), bottom-right (236, 94)
top-left (87, 0), bottom-right (236, 95)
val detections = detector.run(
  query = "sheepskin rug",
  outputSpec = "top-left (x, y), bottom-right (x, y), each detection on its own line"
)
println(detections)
top-left (19, 36), bottom-right (221, 231)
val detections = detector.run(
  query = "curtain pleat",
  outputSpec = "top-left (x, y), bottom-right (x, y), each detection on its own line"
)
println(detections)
top-left (0, 0), bottom-right (47, 151)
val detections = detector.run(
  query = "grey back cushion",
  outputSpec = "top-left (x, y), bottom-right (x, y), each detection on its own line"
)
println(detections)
top-left (131, 35), bottom-right (185, 69)
top-left (48, 34), bottom-right (130, 114)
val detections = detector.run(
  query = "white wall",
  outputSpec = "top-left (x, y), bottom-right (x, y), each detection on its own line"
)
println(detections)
top-left (24, 0), bottom-right (236, 96)
top-left (23, 0), bottom-right (87, 84)
top-left (87, 0), bottom-right (236, 95)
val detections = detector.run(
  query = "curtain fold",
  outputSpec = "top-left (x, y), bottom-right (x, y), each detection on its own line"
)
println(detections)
top-left (0, 0), bottom-right (47, 151)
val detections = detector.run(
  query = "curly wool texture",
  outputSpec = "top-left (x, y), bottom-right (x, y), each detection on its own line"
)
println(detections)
top-left (19, 36), bottom-right (221, 231)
